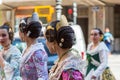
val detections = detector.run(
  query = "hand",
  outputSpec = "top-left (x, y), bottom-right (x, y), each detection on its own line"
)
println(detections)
top-left (91, 75), bottom-right (96, 80)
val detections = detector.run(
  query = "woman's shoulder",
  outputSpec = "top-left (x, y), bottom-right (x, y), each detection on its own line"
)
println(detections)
top-left (87, 42), bottom-right (93, 49)
top-left (99, 41), bottom-right (106, 46)
top-left (30, 42), bottom-right (47, 55)
top-left (99, 42), bottom-right (109, 49)
top-left (33, 49), bottom-right (47, 56)
top-left (31, 49), bottom-right (48, 61)
top-left (32, 42), bottom-right (46, 51)
top-left (9, 45), bottom-right (21, 55)
top-left (98, 41), bottom-right (110, 52)
top-left (62, 56), bottom-right (84, 72)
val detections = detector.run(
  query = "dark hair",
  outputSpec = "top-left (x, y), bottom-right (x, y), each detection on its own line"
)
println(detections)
top-left (45, 21), bottom-right (76, 49)
top-left (45, 20), bottom-right (59, 42)
top-left (93, 28), bottom-right (103, 35)
top-left (19, 17), bottom-right (30, 33)
top-left (19, 17), bottom-right (42, 38)
top-left (0, 24), bottom-right (14, 42)
top-left (93, 28), bottom-right (103, 41)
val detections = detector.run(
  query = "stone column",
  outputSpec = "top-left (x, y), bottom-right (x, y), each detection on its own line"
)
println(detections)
top-left (88, 6), bottom-right (106, 42)
top-left (1, 10), bottom-right (15, 30)
top-left (55, 0), bottom-right (62, 20)
top-left (88, 6), bottom-right (114, 34)
top-left (11, 9), bottom-right (15, 31)
top-left (73, 2), bottom-right (77, 24)
top-left (1, 10), bottom-right (8, 24)
top-left (105, 6), bottom-right (114, 34)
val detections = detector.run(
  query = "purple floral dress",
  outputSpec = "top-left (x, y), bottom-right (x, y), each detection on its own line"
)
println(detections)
top-left (20, 42), bottom-right (48, 80)
top-left (60, 69), bottom-right (83, 80)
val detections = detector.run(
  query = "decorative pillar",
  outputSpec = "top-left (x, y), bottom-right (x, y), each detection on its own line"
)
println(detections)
top-left (11, 9), bottom-right (15, 30)
top-left (55, 0), bottom-right (62, 20)
top-left (73, 2), bottom-right (77, 24)
top-left (88, 6), bottom-right (106, 42)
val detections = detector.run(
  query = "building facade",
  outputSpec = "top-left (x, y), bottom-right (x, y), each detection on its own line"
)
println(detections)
top-left (0, 0), bottom-right (120, 52)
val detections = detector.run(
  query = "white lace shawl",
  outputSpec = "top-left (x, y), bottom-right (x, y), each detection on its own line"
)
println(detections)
top-left (49, 51), bottom-right (85, 80)
top-left (86, 42), bottom-right (109, 78)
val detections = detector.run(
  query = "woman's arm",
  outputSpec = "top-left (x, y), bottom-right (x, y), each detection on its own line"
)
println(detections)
top-left (93, 50), bottom-right (108, 77)
top-left (32, 50), bottom-right (48, 80)
top-left (0, 51), bottom-right (5, 68)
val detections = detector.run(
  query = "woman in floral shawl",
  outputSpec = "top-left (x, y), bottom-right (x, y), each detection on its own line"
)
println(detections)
top-left (0, 23), bottom-right (21, 80)
top-left (45, 15), bottom-right (85, 80)
top-left (19, 13), bottom-right (48, 80)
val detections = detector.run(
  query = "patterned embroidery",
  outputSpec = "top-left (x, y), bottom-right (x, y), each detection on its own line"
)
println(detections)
top-left (20, 43), bottom-right (48, 80)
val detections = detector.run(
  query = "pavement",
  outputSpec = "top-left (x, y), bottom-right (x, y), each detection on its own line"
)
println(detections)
top-left (108, 53), bottom-right (120, 80)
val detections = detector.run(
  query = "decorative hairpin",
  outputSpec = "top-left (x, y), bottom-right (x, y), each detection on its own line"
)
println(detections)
top-left (61, 38), bottom-right (64, 42)
top-left (9, 28), bottom-right (12, 32)
top-left (56, 15), bottom-right (69, 31)
top-left (27, 31), bottom-right (31, 37)
top-left (59, 43), bottom-right (63, 47)
top-left (20, 19), bottom-right (26, 24)
top-left (46, 26), bottom-right (54, 30)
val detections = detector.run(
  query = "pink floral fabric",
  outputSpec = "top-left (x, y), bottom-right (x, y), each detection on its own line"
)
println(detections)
top-left (61, 69), bottom-right (83, 80)
top-left (20, 49), bottom-right (48, 80)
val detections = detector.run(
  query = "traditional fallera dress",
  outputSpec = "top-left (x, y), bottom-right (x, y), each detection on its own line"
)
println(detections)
top-left (85, 42), bottom-right (109, 80)
top-left (0, 45), bottom-right (21, 80)
top-left (49, 49), bottom-right (85, 80)
top-left (20, 42), bottom-right (48, 80)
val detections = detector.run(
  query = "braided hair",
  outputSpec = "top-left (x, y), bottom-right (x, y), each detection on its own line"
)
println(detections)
top-left (45, 21), bottom-right (76, 49)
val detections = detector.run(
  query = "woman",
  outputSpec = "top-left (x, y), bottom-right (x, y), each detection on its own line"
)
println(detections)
top-left (19, 13), bottom-right (48, 80)
top-left (45, 15), bottom-right (85, 80)
top-left (0, 23), bottom-right (21, 80)
top-left (85, 28), bottom-right (109, 80)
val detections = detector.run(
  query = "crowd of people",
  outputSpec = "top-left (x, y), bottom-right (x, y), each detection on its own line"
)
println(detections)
top-left (0, 12), bottom-right (115, 80)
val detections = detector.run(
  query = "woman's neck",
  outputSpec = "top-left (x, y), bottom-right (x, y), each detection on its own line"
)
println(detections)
top-left (92, 41), bottom-right (100, 48)
top-left (57, 48), bottom-right (70, 62)
top-left (3, 43), bottom-right (10, 51)
top-left (26, 38), bottom-right (36, 48)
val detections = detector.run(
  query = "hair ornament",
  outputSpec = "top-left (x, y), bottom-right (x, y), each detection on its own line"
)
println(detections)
top-left (9, 28), bottom-right (12, 32)
top-left (56, 15), bottom-right (69, 31)
top-left (59, 43), bottom-right (63, 47)
top-left (61, 38), bottom-right (64, 42)
top-left (20, 19), bottom-right (26, 24)
top-left (46, 26), bottom-right (54, 30)
top-left (27, 31), bottom-right (31, 37)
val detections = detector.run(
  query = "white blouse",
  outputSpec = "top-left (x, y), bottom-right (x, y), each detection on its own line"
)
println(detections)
top-left (86, 42), bottom-right (109, 79)
top-left (0, 45), bottom-right (21, 80)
